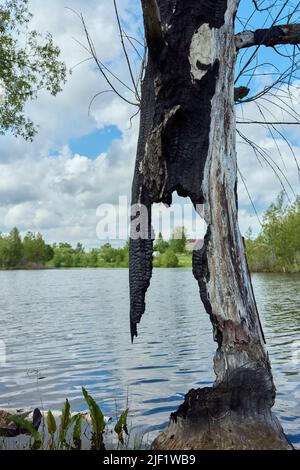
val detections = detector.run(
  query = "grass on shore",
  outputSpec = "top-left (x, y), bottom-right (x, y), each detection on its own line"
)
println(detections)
top-left (177, 253), bottom-right (192, 267)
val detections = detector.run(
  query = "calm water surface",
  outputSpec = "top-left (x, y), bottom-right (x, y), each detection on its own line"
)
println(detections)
top-left (0, 269), bottom-right (299, 446)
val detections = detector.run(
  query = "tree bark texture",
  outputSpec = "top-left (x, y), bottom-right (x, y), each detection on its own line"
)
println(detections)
top-left (129, 0), bottom-right (292, 449)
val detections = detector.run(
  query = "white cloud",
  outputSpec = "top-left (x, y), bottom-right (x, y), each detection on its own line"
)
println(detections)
top-left (0, 0), bottom-right (142, 160)
top-left (0, 120), bottom-right (139, 246)
top-left (0, 0), bottom-right (141, 245)
top-left (0, 0), bottom-right (299, 246)
top-left (236, 85), bottom-right (300, 235)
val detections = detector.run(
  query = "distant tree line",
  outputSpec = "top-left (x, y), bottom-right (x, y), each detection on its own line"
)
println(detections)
top-left (0, 227), bottom-right (188, 269)
top-left (49, 242), bottom-right (129, 269)
top-left (47, 226), bottom-right (189, 269)
top-left (0, 228), bottom-right (53, 268)
top-left (0, 230), bottom-right (130, 269)
top-left (1, 197), bottom-right (299, 271)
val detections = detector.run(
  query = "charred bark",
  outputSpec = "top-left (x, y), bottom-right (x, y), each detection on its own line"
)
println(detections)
top-left (129, 61), bottom-right (155, 340)
top-left (236, 24), bottom-right (300, 50)
top-left (129, 0), bottom-right (292, 449)
top-left (152, 369), bottom-right (291, 450)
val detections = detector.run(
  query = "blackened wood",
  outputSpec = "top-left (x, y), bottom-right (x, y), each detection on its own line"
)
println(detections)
top-left (236, 24), bottom-right (300, 49)
top-left (129, 0), bottom-right (291, 449)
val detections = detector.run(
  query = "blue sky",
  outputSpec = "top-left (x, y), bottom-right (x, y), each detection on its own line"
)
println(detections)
top-left (0, 0), bottom-right (299, 247)
top-left (61, 0), bottom-right (296, 163)
top-left (68, 126), bottom-right (122, 158)
top-left (49, 2), bottom-right (259, 160)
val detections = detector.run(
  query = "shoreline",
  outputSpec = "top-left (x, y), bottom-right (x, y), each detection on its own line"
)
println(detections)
top-left (1, 266), bottom-right (300, 274)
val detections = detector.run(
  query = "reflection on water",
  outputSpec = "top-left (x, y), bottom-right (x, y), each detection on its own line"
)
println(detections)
top-left (0, 269), bottom-right (299, 447)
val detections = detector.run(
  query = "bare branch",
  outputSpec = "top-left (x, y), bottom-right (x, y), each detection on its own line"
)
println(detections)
top-left (65, 7), bottom-right (139, 108)
top-left (238, 167), bottom-right (262, 227)
top-left (113, 0), bottom-right (141, 103)
top-left (237, 121), bottom-right (300, 124)
top-left (236, 24), bottom-right (300, 50)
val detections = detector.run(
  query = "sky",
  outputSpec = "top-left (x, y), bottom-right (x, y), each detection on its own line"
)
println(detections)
top-left (0, 0), bottom-right (299, 248)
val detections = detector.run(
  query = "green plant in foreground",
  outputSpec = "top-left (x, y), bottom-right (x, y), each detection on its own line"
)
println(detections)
top-left (82, 387), bottom-right (106, 450)
top-left (46, 406), bottom-right (82, 450)
top-left (47, 410), bottom-right (57, 450)
top-left (114, 408), bottom-right (129, 446)
top-left (71, 413), bottom-right (82, 450)
top-left (58, 399), bottom-right (71, 449)
top-left (3, 388), bottom-right (130, 450)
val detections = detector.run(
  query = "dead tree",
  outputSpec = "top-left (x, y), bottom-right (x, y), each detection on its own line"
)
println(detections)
top-left (75, 0), bottom-right (300, 450)
top-left (128, 0), bottom-right (300, 450)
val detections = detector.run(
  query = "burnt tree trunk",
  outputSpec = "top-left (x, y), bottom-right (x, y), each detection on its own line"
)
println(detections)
top-left (129, 0), bottom-right (292, 450)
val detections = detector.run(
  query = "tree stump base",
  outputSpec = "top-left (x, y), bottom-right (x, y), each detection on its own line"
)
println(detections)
top-left (151, 369), bottom-right (292, 450)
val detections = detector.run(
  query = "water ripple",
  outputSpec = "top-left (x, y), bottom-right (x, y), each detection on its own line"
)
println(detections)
top-left (0, 269), bottom-right (299, 447)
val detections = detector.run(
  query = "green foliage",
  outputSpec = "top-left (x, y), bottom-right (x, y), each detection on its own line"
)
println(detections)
top-left (0, 229), bottom-right (52, 268)
top-left (5, 201), bottom-right (298, 274)
top-left (154, 232), bottom-right (170, 254)
top-left (176, 253), bottom-right (193, 268)
top-left (0, 0), bottom-right (67, 139)
top-left (82, 387), bottom-right (106, 450)
top-left (169, 226), bottom-right (187, 253)
top-left (0, 227), bottom-right (22, 268)
top-left (23, 232), bottom-right (53, 264)
top-left (51, 246), bottom-right (74, 268)
top-left (47, 410), bottom-right (57, 435)
top-left (47, 410), bottom-right (56, 450)
top-left (155, 248), bottom-right (179, 268)
top-left (114, 408), bottom-right (129, 446)
top-left (98, 243), bottom-right (128, 266)
top-left (245, 192), bottom-right (300, 273)
top-left (59, 399), bottom-right (71, 449)
top-left (4, 414), bottom-right (42, 450)
top-left (163, 248), bottom-right (179, 267)
top-left (153, 228), bottom-right (187, 267)
top-left (2, 195), bottom-right (298, 272)
top-left (71, 413), bottom-right (82, 451)
top-left (0, 228), bottom-right (131, 270)
top-left (3, 391), bottom-right (131, 451)
top-left (48, 242), bottom-right (129, 269)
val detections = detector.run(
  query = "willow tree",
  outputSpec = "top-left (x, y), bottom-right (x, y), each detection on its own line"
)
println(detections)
top-left (127, 0), bottom-right (300, 450)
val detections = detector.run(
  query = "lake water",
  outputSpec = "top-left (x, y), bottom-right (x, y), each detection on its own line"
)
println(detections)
top-left (0, 269), bottom-right (299, 447)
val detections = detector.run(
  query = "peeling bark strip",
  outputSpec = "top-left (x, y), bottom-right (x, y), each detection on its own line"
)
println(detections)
top-left (129, 0), bottom-right (291, 449)
top-left (236, 24), bottom-right (300, 49)
top-left (129, 62), bottom-right (155, 341)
